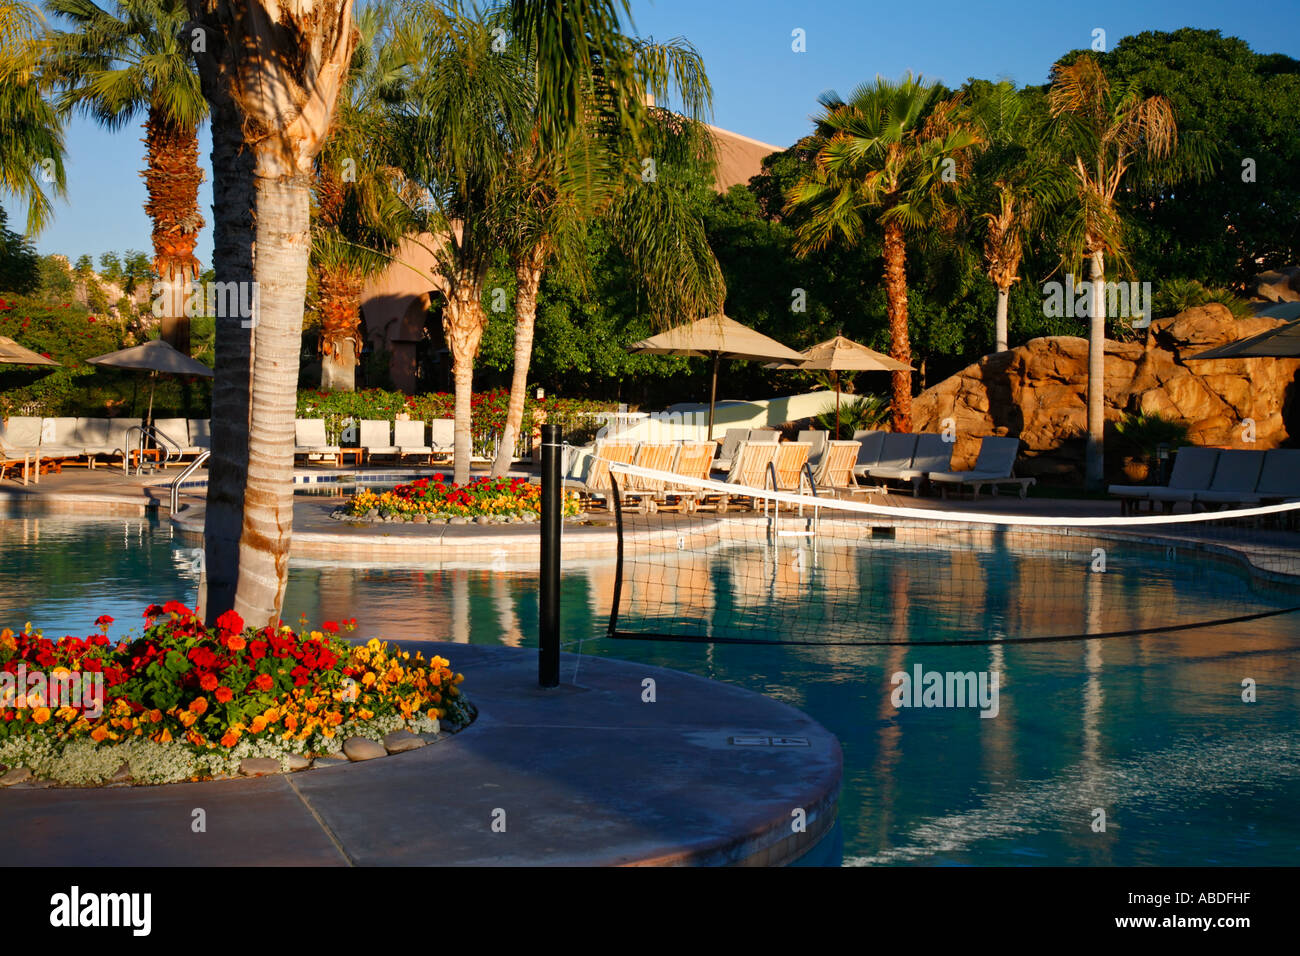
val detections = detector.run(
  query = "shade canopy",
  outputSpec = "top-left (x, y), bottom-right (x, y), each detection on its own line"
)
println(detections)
top-left (764, 334), bottom-right (911, 372)
top-left (630, 314), bottom-right (805, 363)
top-left (1186, 319), bottom-right (1300, 360)
top-left (86, 338), bottom-right (214, 377)
top-left (1254, 302), bottom-right (1300, 321)
top-left (630, 314), bottom-right (804, 439)
top-left (0, 335), bottom-right (60, 366)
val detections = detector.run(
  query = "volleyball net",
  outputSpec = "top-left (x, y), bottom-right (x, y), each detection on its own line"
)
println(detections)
top-left (603, 462), bottom-right (1300, 647)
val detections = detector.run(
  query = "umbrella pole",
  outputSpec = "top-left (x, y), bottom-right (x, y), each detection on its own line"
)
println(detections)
top-left (708, 352), bottom-right (719, 441)
top-left (835, 372), bottom-right (841, 440)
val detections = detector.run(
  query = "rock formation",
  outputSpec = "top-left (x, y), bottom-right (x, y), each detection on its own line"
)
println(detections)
top-left (913, 304), bottom-right (1300, 480)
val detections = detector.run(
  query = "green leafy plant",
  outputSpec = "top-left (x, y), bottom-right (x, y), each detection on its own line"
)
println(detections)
top-left (1153, 278), bottom-right (1252, 319)
top-left (1113, 411), bottom-right (1191, 457)
top-left (812, 393), bottom-right (891, 440)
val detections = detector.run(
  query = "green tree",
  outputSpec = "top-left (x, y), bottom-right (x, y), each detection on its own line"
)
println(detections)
top-left (43, 0), bottom-right (207, 353)
top-left (0, 205), bottom-right (41, 293)
top-left (786, 74), bottom-right (982, 431)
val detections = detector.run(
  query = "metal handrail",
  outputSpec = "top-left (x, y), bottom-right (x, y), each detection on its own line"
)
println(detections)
top-left (170, 449), bottom-right (210, 514)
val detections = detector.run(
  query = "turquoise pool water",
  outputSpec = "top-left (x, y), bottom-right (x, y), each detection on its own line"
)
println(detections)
top-left (4, 508), bottom-right (1299, 866)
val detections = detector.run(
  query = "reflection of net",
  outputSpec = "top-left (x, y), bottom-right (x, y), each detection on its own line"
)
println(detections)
top-left (607, 463), bottom-right (1300, 647)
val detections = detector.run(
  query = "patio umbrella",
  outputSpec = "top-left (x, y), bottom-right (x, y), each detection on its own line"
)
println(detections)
top-left (766, 334), bottom-right (911, 437)
top-left (629, 314), bottom-right (804, 439)
top-left (1185, 318), bottom-right (1300, 360)
top-left (1254, 302), bottom-right (1300, 321)
top-left (86, 339), bottom-right (213, 424)
top-left (0, 335), bottom-right (60, 366)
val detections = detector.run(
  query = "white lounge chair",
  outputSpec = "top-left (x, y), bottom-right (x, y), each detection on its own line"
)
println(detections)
top-left (850, 430), bottom-right (886, 478)
top-left (1110, 446), bottom-right (1219, 514)
top-left (393, 420), bottom-right (433, 464)
top-left (928, 436), bottom-right (1034, 498)
top-left (429, 419), bottom-right (454, 463)
top-left (711, 428), bottom-right (749, 474)
top-left (867, 433), bottom-right (953, 496)
top-left (360, 419), bottom-right (400, 462)
top-left (1193, 450), bottom-right (1266, 508)
top-left (295, 419), bottom-right (343, 466)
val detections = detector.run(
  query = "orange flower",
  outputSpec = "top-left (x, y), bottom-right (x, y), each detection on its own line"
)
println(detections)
top-left (284, 714), bottom-right (298, 731)
top-left (326, 712), bottom-right (343, 726)
top-left (90, 725), bottom-right (108, 742)
top-left (250, 716), bottom-right (267, 733)
top-left (186, 729), bottom-right (205, 746)
top-left (32, 707), bottom-right (51, 724)
top-left (149, 709), bottom-right (162, 723)
top-left (264, 707), bottom-right (280, 723)
top-left (178, 710), bottom-right (197, 728)
top-left (199, 673), bottom-right (219, 692)
top-left (225, 634), bottom-right (247, 651)
top-left (156, 728), bottom-right (173, 743)
top-left (220, 730), bottom-right (240, 748)
top-left (214, 686), bottom-right (233, 704)
top-left (188, 697), bottom-right (208, 715)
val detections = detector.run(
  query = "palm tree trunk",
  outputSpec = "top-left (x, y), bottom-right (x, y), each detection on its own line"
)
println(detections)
top-left (229, 172), bottom-right (312, 627)
top-left (995, 286), bottom-right (1010, 352)
top-left (1085, 250), bottom-right (1106, 490)
top-left (142, 105), bottom-right (203, 355)
top-left (444, 278), bottom-right (488, 485)
top-left (198, 91), bottom-right (255, 626)
top-left (491, 247), bottom-right (545, 478)
top-left (882, 219), bottom-right (913, 432)
top-left (318, 264), bottom-right (363, 391)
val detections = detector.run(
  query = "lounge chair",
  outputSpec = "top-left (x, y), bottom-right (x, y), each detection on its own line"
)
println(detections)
top-left (360, 419), bottom-right (400, 463)
top-left (928, 436), bottom-right (1034, 498)
top-left (813, 440), bottom-right (872, 496)
top-left (1193, 450), bottom-right (1266, 508)
top-left (1253, 449), bottom-right (1300, 503)
top-left (0, 446), bottom-right (33, 484)
top-left (1, 417), bottom-right (44, 479)
top-left (862, 433), bottom-right (918, 482)
top-left (621, 442), bottom-right (678, 513)
top-left (1109, 446), bottom-right (1219, 514)
top-left (101, 418), bottom-right (144, 470)
top-left (186, 419), bottom-right (212, 454)
top-left (851, 430), bottom-right (886, 478)
top-left (565, 439), bottom-right (638, 509)
top-left (866, 433), bottom-right (953, 495)
top-left (39, 417), bottom-right (91, 468)
top-left (295, 419), bottom-right (344, 466)
top-left (151, 418), bottom-right (194, 466)
top-left (709, 440), bottom-right (781, 511)
top-left (712, 428), bottom-right (749, 474)
top-left (769, 441), bottom-right (812, 492)
top-left (429, 419), bottom-right (454, 463)
top-left (797, 430), bottom-right (828, 473)
top-left (393, 420), bottom-right (433, 464)
top-left (659, 440), bottom-right (715, 512)
top-left (73, 418), bottom-right (111, 467)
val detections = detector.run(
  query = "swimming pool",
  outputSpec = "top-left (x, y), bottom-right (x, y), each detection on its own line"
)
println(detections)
top-left (4, 507), bottom-right (1299, 865)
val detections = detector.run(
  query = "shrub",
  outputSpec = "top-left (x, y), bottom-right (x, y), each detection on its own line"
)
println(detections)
top-left (812, 393), bottom-right (891, 440)
top-left (1112, 411), bottom-right (1191, 457)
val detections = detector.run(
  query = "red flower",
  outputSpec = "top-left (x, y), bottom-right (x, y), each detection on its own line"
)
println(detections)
top-left (321, 621), bottom-right (339, 634)
top-left (215, 609), bottom-right (244, 635)
top-left (199, 672), bottom-right (219, 692)
top-left (94, 614), bottom-right (114, 629)
top-left (248, 640), bottom-right (268, 661)
top-left (144, 604), bottom-right (164, 619)
top-left (253, 673), bottom-right (273, 692)
top-left (214, 686), bottom-right (233, 703)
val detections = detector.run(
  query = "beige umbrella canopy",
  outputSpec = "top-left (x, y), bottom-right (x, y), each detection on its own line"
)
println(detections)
top-left (86, 339), bottom-right (213, 423)
top-left (630, 314), bottom-right (805, 438)
top-left (0, 335), bottom-right (60, 366)
top-left (1186, 319), bottom-right (1300, 360)
top-left (767, 334), bottom-right (911, 436)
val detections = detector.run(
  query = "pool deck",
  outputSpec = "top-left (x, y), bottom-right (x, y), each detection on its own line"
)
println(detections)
top-left (0, 643), bottom-right (842, 866)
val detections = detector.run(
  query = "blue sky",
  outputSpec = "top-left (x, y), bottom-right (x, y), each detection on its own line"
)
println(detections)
top-left (10, 0), bottom-right (1300, 268)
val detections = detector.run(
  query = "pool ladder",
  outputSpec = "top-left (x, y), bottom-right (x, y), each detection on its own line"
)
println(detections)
top-left (169, 450), bottom-right (210, 514)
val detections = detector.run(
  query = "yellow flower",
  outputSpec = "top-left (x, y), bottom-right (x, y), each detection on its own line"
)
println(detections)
top-left (32, 706), bottom-right (51, 724)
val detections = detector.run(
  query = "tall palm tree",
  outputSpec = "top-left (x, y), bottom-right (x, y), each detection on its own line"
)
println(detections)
top-left (0, 1), bottom-right (68, 234)
top-left (1048, 53), bottom-right (1209, 489)
top-left (962, 81), bottom-right (1067, 352)
top-left (786, 74), bottom-right (981, 432)
top-left (311, 0), bottom-right (411, 391)
top-left (43, 0), bottom-right (207, 353)
top-left (388, 8), bottom-right (534, 485)
top-left (488, 36), bottom-right (724, 477)
top-left (188, 0), bottom-right (641, 623)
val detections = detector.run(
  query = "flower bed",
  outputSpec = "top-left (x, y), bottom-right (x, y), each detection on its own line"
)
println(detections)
top-left (339, 474), bottom-right (582, 524)
top-left (0, 605), bottom-right (470, 786)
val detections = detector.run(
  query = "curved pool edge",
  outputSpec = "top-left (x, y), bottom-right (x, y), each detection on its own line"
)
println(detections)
top-left (0, 643), bottom-right (842, 867)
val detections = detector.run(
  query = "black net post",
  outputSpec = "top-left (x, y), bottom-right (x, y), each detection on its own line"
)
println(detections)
top-left (539, 424), bottom-right (562, 687)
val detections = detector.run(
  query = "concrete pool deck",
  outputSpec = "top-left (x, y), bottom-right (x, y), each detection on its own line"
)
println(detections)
top-left (0, 643), bottom-right (842, 866)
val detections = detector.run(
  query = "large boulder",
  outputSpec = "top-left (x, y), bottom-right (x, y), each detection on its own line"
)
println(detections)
top-left (913, 304), bottom-right (1300, 480)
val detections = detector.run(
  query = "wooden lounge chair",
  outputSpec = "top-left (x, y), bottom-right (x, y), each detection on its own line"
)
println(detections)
top-left (1109, 446), bottom-right (1219, 514)
top-left (39, 417), bottom-right (93, 469)
top-left (295, 419), bottom-right (344, 466)
top-left (812, 440), bottom-right (869, 496)
top-left (393, 420), bottom-right (433, 464)
top-left (0, 446), bottom-right (33, 484)
top-left (708, 440), bottom-right (780, 512)
top-left (0, 417), bottom-right (44, 480)
top-left (621, 442), bottom-right (678, 513)
top-left (769, 441), bottom-right (812, 492)
top-left (565, 439), bottom-right (638, 509)
top-left (928, 436), bottom-right (1034, 499)
top-left (659, 440), bottom-right (715, 512)
top-left (797, 430), bottom-right (828, 473)
top-left (865, 433), bottom-right (953, 495)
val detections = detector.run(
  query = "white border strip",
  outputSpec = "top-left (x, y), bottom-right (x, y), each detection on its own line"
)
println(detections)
top-left (609, 462), bottom-right (1300, 529)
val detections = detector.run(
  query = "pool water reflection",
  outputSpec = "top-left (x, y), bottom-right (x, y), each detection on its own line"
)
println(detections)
top-left (4, 509), bottom-right (1299, 866)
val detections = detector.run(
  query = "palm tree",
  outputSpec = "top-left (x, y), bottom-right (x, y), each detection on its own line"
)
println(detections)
top-left (388, 8), bottom-right (534, 485)
top-left (786, 74), bottom-right (981, 432)
top-left (311, 0), bottom-right (411, 391)
top-left (188, 0), bottom-right (641, 622)
top-left (43, 0), bottom-right (207, 354)
top-left (187, 0), bottom-right (356, 626)
top-left (962, 81), bottom-right (1067, 352)
top-left (0, 1), bottom-right (68, 234)
top-left (1048, 53), bottom-right (1210, 489)
top-left (488, 36), bottom-right (724, 477)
